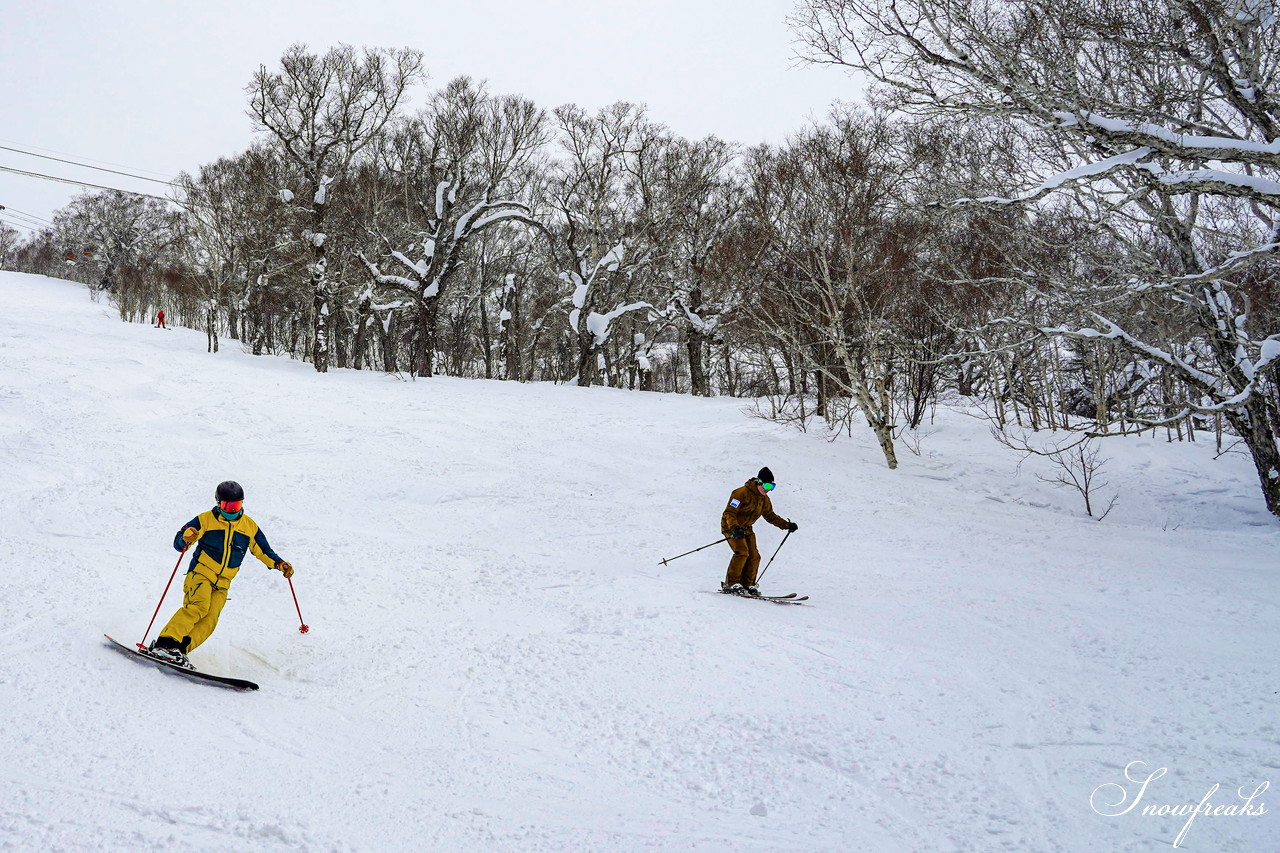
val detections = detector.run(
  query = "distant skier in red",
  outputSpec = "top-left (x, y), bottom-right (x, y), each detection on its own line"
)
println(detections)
top-left (156, 309), bottom-right (166, 329)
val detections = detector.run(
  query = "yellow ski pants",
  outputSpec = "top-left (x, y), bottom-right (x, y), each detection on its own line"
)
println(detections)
top-left (159, 572), bottom-right (228, 653)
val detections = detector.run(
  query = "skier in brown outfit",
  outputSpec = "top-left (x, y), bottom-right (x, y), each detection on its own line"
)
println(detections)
top-left (720, 466), bottom-right (797, 596)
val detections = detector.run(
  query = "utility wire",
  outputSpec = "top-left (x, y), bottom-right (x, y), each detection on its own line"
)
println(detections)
top-left (0, 144), bottom-right (178, 187)
top-left (0, 212), bottom-right (37, 233)
top-left (0, 210), bottom-right (47, 229)
top-left (0, 164), bottom-right (174, 202)
top-left (0, 136), bottom-right (175, 180)
top-left (0, 205), bottom-right (53, 225)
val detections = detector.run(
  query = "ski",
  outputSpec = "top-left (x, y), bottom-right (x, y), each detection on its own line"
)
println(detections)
top-left (103, 634), bottom-right (259, 691)
top-left (749, 593), bottom-right (809, 604)
top-left (713, 591), bottom-right (809, 605)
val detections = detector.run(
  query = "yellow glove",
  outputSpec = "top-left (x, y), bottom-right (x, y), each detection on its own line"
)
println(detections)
top-left (276, 561), bottom-right (294, 579)
top-left (181, 527), bottom-right (200, 545)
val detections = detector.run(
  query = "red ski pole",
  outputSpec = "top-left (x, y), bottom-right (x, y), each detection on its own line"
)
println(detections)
top-left (138, 543), bottom-right (189, 650)
top-left (287, 576), bottom-right (309, 634)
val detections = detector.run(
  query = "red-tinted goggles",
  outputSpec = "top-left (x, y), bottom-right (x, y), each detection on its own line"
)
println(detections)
top-left (219, 500), bottom-right (243, 513)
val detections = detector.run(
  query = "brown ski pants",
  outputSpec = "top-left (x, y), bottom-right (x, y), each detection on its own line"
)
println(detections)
top-left (724, 532), bottom-right (760, 587)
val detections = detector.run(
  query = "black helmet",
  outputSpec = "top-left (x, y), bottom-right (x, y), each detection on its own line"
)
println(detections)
top-left (215, 481), bottom-right (244, 502)
top-left (756, 467), bottom-right (775, 484)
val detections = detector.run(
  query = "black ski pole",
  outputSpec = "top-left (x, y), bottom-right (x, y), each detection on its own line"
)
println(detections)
top-left (755, 528), bottom-right (792, 584)
top-left (659, 537), bottom-right (729, 566)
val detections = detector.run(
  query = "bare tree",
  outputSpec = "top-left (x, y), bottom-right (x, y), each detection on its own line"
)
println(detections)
top-left (359, 77), bottom-right (547, 377)
top-left (0, 222), bottom-right (20, 269)
top-left (50, 191), bottom-right (180, 312)
top-left (641, 134), bottom-right (740, 396)
top-left (994, 428), bottom-right (1119, 519)
top-left (248, 42), bottom-right (424, 373)
top-left (547, 102), bottom-right (665, 387)
top-left (795, 0), bottom-right (1280, 515)
top-left (176, 147), bottom-right (303, 353)
top-left (738, 109), bottom-right (946, 468)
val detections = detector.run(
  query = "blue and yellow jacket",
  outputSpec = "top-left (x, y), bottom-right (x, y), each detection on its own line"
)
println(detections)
top-left (174, 508), bottom-right (284, 588)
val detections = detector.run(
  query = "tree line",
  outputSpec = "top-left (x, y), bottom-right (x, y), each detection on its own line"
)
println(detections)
top-left (4, 0), bottom-right (1279, 517)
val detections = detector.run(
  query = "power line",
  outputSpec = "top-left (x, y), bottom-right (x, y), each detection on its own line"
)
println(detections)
top-left (0, 143), bottom-right (178, 187)
top-left (0, 204), bottom-right (53, 224)
top-left (0, 164), bottom-right (174, 203)
top-left (0, 209), bottom-right (47, 229)
top-left (0, 136), bottom-right (175, 179)
top-left (0, 212), bottom-right (37, 233)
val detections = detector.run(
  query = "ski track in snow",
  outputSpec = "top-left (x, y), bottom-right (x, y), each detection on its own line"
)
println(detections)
top-left (0, 272), bottom-right (1277, 853)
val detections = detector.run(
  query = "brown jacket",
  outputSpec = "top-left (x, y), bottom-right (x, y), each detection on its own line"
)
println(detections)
top-left (721, 480), bottom-right (788, 537)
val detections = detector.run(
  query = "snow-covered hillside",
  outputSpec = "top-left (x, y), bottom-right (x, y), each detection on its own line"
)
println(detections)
top-left (1, 271), bottom-right (1275, 853)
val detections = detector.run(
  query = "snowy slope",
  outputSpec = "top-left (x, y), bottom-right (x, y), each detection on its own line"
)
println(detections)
top-left (0, 271), bottom-right (1276, 853)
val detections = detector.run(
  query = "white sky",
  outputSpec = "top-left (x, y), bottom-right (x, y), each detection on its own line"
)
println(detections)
top-left (0, 0), bottom-right (862, 234)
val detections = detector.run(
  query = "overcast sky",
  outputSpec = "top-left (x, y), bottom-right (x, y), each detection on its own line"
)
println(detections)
top-left (0, 0), bottom-right (862, 234)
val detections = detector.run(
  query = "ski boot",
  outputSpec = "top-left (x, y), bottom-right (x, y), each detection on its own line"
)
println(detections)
top-left (720, 582), bottom-right (746, 595)
top-left (745, 585), bottom-right (761, 596)
top-left (148, 637), bottom-right (194, 670)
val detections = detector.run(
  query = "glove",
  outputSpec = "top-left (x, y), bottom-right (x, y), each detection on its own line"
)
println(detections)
top-left (730, 526), bottom-right (748, 540)
top-left (276, 561), bottom-right (294, 579)
top-left (787, 521), bottom-right (799, 532)
top-left (181, 527), bottom-right (200, 545)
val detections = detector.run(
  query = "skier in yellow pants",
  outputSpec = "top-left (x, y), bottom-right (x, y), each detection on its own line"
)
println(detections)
top-left (149, 481), bottom-right (293, 668)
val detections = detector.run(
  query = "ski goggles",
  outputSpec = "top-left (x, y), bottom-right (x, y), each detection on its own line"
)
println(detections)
top-left (759, 481), bottom-right (776, 492)
top-left (219, 500), bottom-right (243, 513)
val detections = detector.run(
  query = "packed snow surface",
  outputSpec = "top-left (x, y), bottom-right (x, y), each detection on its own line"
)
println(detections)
top-left (0, 271), bottom-right (1276, 852)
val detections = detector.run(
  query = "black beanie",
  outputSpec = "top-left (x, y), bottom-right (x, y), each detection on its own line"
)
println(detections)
top-left (757, 467), bottom-right (775, 484)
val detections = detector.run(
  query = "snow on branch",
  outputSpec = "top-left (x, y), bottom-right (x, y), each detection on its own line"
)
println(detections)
top-left (390, 250), bottom-right (430, 279)
top-left (594, 243), bottom-right (626, 275)
top-left (358, 253), bottom-right (421, 293)
top-left (950, 148), bottom-right (1155, 206)
top-left (315, 175), bottom-right (334, 206)
top-left (1042, 314), bottom-right (1220, 389)
top-left (585, 301), bottom-right (653, 345)
top-left (1055, 111), bottom-right (1280, 166)
top-left (453, 199), bottom-right (536, 239)
top-left (1162, 230), bottom-right (1280, 286)
top-left (1042, 315), bottom-right (1280, 413)
top-left (434, 180), bottom-right (450, 221)
top-left (1147, 167), bottom-right (1280, 204)
top-left (677, 300), bottom-right (714, 333)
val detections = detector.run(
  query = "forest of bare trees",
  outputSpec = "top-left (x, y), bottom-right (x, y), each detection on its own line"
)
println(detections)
top-left (6, 1), bottom-right (1279, 516)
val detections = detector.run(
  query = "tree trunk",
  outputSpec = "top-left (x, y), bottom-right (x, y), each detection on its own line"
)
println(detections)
top-left (308, 191), bottom-right (331, 373)
top-left (722, 345), bottom-right (736, 397)
top-left (205, 304), bottom-right (219, 354)
top-left (352, 296), bottom-right (372, 371)
top-left (501, 285), bottom-right (520, 381)
top-left (478, 295), bottom-right (494, 380)
top-left (687, 328), bottom-right (710, 397)
top-left (576, 332), bottom-right (597, 387)
top-left (1228, 398), bottom-right (1280, 517)
top-left (846, 347), bottom-right (898, 470)
top-left (312, 286), bottom-right (331, 372)
top-left (410, 300), bottom-right (439, 378)
top-left (380, 312), bottom-right (398, 374)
